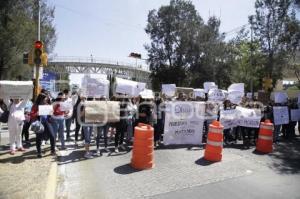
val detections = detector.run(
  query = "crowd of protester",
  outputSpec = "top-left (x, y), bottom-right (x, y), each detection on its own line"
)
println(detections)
top-left (0, 89), bottom-right (299, 159)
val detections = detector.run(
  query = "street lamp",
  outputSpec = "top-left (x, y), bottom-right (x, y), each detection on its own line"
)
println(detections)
top-left (129, 52), bottom-right (142, 81)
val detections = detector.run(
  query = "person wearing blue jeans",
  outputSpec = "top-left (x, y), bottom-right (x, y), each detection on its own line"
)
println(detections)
top-left (95, 124), bottom-right (109, 156)
top-left (52, 118), bottom-right (65, 149)
top-left (83, 125), bottom-right (93, 158)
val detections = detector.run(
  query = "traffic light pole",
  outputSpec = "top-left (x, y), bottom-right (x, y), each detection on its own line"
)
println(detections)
top-left (34, 0), bottom-right (41, 99)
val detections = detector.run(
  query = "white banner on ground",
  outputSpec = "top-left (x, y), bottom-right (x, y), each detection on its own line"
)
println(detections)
top-left (81, 77), bottom-right (109, 98)
top-left (228, 83), bottom-right (244, 93)
top-left (163, 101), bottom-right (205, 145)
top-left (273, 106), bottom-right (289, 125)
top-left (38, 105), bottom-right (53, 116)
top-left (274, 92), bottom-right (288, 103)
top-left (227, 91), bottom-right (244, 104)
top-left (220, 109), bottom-right (238, 129)
top-left (204, 82), bottom-right (217, 93)
top-left (235, 106), bottom-right (262, 128)
top-left (85, 101), bottom-right (120, 123)
top-left (162, 84), bottom-right (176, 97)
top-left (193, 88), bottom-right (205, 98)
top-left (208, 88), bottom-right (225, 102)
top-left (291, 109), bottom-right (300, 122)
top-left (0, 81), bottom-right (33, 99)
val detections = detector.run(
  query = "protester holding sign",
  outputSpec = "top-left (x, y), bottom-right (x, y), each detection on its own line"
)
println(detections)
top-left (114, 98), bottom-right (129, 153)
top-left (30, 93), bottom-right (56, 158)
top-left (63, 89), bottom-right (73, 141)
top-left (5, 96), bottom-right (30, 155)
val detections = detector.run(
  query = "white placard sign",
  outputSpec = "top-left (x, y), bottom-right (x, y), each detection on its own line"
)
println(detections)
top-left (163, 102), bottom-right (205, 145)
top-left (82, 77), bottom-right (109, 98)
top-left (0, 81), bottom-right (33, 99)
top-left (60, 102), bottom-right (73, 111)
top-left (228, 83), bottom-right (244, 93)
top-left (291, 109), bottom-right (300, 122)
top-left (236, 106), bottom-right (262, 128)
top-left (204, 82), bottom-right (217, 93)
top-left (38, 105), bottom-right (53, 116)
top-left (220, 109), bottom-right (238, 129)
top-left (139, 89), bottom-right (154, 99)
top-left (274, 92), bottom-right (288, 103)
top-left (162, 84), bottom-right (176, 97)
top-left (208, 88), bottom-right (225, 101)
top-left (227, 91), bottom-right (244, 104)
top-left (273, 106), bottom-right (289, 125)
top-left (115, 78), bottom-right (139, 97)
top-left (193, 89), bottom-right (205, 98)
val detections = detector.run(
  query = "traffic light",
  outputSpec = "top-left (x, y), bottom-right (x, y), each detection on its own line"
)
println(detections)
top-left (129, 52), bottom-right (141, 59)
top-left (23, 52), bottom-right (28, 64)
top-left (262, 77), bottom-right (273, 91)
top-left (34, 40), bottom-right (43, 65)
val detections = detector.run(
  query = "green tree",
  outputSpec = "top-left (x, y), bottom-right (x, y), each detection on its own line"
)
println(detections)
top-left (249, 0), bottom-right (300, 87)
top-left (0, 0), bottom-right (56, 80)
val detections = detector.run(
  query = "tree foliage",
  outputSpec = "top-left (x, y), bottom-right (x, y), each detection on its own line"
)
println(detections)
top-left (0, 0), bottom-right (56, 80)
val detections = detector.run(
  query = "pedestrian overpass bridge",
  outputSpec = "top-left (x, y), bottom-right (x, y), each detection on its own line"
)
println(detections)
top-left (47, 56), bottom-right (151, 84)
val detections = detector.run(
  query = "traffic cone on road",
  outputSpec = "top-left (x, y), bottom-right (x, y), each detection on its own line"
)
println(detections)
top-left (131, 123), bottom-right (155, 170)
top-left (204, 120), bottom-right (224, 162)
top-left (256, 119), bottom-right (274, 153)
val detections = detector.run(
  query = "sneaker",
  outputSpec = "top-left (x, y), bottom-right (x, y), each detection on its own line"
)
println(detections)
top-left (93, 149), bottom-right (101, 156)
top-left (60, 146), bottom-right (67, 150)
top-left (41, 140), bottom-right (45, 146)
top-left (84, 152), bottom-right (93, 159)
top-left (37, 153), bottom-right (42, 158)
top-left (114, 147), bottom-right (119, 153)
top-left (103, 147), bottom-right (110, 153)
top-left (119, 144), bottom-right (126, 151)
top-left (51, 151), bottom-right (56, 156)
top-left (10, 150), bottom-right (16, 155)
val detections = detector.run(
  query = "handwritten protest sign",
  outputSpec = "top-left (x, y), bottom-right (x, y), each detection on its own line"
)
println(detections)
top-left (274, 92), bottom-right (288, 104)
top-left (236, 106), bottom-right (262, 128)
top-left (139, 89), bottom-right (154, 99)
top-left (194, 89), bottom-right (205, 98)
top-left (228, 83), bottom-right (244, 93)
top-left (164, 102), bottom-right (205, 145)
top-left (81, 77), bottom-right (109, 98)
top-left (208, 88), bottom-right (225, 102)
top-left (291, 109), bottom-right (300, 122)
top-left (273, 106), bottom-right (289, 125)
top-left (204, 82), bottom-right (217, 93)
top-left (0, 81), bottom-right (33, 99)
top-left (220, 109), bottom-right (238, 129)
top-left (115, 78), bottom-right (139, 97)
top-left (38, 105), bottom-right (53, 116)
top-left (162, 84), bottom-right (176, 97)
top-left (227, 91), bottom-right (244, 104)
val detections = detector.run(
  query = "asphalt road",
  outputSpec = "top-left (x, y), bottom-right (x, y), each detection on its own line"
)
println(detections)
top-left (56, 136), bottom-right (300, 199)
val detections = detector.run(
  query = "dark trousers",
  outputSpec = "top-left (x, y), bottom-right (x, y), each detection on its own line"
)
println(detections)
top-left (75, 119), bottom-right (84, 141)
top-left (115, 120), bottom-right (127, 147)
top-left (96, 125), bottom-right (108, 148)
top-left (154, 119), bottom-right (163, 142)
top-left (36, 121), bottom-right (56, 154)
top-left (22, 121), bottom-right (31, 142)
top-left (65, 118), bottom-right (72, 138)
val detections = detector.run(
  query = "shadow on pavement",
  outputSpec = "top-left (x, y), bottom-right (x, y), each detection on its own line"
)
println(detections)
top-left (113, 163), bottom-right (141, 175)
top-left (0, 148), bottom-right (53, 164)
top-left (194, 157), bottom-right (216, 166)
top-left (267, 138), bottom-right (300, 174)
top-left (57, 150), bottom-right (88, 165)
top-left (155, 144), bottom-right (203, 151)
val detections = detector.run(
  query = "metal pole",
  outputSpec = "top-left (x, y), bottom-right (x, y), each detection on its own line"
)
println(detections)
top-left (34, 0), bottom-right (40, 99)
top-left (250, 18), bottom-right (254, 99)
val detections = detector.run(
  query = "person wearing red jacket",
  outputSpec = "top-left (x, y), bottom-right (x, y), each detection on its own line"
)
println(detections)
top-left (51, 92), bottom-right (69, 150)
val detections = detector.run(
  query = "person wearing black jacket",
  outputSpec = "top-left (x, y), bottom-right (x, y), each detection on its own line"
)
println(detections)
top-left (114, 97), bottom-right (128, 153)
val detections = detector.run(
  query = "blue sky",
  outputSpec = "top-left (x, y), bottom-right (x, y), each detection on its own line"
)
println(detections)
top-left (48, 0), bottom-right (256, 63)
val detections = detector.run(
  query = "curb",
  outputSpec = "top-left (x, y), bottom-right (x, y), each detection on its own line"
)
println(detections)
top-left (45, 162), bottom-right (57, 199)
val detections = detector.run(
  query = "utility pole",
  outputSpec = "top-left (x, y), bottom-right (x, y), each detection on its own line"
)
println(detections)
top-left (250, 16), bottom-right (254, 99)
top-left (34, 0), bottom-right (41, 99)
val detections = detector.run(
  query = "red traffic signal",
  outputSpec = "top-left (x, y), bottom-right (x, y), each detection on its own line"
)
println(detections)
top-left (34, 41), bottom-right (43, 49)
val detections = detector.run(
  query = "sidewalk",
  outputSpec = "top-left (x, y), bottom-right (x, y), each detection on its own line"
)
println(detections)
top-left (0, 123), bottom-right (57, 199)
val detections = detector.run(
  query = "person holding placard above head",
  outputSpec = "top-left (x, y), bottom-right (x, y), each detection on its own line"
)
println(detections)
top-left (52, 92), bottom-right (69, 150)
top-left (5, 96), bottom-right (29, 155)
top-left (30, 93), bottom-right (56, 158)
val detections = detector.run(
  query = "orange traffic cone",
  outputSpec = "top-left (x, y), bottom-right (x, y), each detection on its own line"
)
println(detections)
top-left (256, 119), bottom-right (274, 153)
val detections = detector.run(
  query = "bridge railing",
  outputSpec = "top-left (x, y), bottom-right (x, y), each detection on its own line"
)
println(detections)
top-left (48, 56), bottom-right (150, 71)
